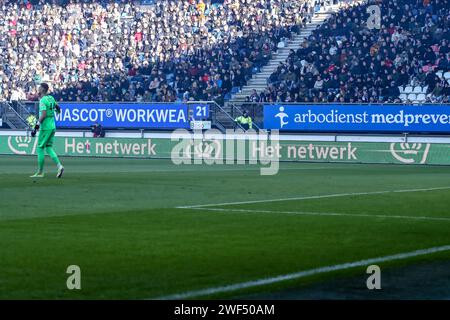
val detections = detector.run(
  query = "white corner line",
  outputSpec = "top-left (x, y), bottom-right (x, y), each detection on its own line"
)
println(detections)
top-left (153, 244), bottom-right (450, 300)
top-left (176, 186), bottom-right (450, 209)
top-left (187, 207), bottom-right (450, 222)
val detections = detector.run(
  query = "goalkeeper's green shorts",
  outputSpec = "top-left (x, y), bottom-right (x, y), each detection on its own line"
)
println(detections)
top-left (37, 129), bottom-right (56, 148)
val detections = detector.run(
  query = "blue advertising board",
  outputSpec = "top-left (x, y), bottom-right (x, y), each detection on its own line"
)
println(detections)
top-left (56, 103), bottom-right (191, 129)
top-left (264, 104), bottom-right (450, 133)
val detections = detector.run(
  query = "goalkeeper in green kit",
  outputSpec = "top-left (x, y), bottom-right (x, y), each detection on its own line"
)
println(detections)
top-left (30, 83), bottom-right (64, 178)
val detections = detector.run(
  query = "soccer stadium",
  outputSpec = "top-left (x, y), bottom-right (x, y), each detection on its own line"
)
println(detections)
top-left (0, 0), bottom-right (450, 307)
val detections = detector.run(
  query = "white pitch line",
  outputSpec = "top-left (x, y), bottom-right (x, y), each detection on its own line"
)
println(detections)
top-left (177, 186), bottom-right (450, 209)
top-left (154, 244), bottom-right (450, 300)
top-left (186, 207), bottom-right (450, 222)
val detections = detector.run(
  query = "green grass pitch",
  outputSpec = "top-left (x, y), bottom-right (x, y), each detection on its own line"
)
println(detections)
top-left (0, 155), bottom-right (449, 299)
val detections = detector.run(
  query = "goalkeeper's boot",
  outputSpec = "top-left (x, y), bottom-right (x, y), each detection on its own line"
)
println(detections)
top-left (30, 172), bottom-right (45, 178)
top-left (57, 165), bottom-right (64, 179)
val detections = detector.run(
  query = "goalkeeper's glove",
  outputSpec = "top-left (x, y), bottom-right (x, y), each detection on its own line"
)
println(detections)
top-left (31, 122), bottom-right (40, 137)
top-left (55, 104), bottom-right (61, 114)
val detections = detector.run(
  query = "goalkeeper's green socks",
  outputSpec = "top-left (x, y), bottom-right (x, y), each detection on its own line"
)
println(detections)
top-left (47, 146), bottom-right (64, 178)
top-left (46, 146), bottom-right (62, 168)
top-left (37, 147), bottom-right (45, 173)
top-left (30, 148), bottom-right (46, 178)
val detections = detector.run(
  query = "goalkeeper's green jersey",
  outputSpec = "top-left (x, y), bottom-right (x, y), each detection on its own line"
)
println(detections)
top-left (39, 95), bottom-right (57, 131)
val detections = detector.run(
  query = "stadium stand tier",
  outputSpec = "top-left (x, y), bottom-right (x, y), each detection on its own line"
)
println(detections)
top-left (1, 0), bottom-right (448, 105)
top-left (247, 0), bottom-right (450, 104)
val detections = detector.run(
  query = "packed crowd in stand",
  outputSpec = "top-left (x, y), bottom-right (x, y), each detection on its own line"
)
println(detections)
top-left (2, 0), bottom-right (449, 105)
top-left (248, 0), bottom-right (450, 104)
top-left (0, 0), bottom-right (316, 103)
